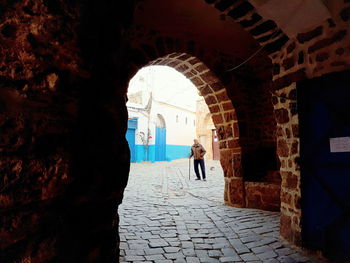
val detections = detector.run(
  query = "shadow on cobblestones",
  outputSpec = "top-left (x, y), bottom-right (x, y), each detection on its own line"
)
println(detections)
top-left (119, 159), bottom-right (320, 263)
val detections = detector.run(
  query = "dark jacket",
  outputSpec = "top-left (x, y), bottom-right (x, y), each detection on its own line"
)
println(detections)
top-left (190, 143), bottom-right (206, 160)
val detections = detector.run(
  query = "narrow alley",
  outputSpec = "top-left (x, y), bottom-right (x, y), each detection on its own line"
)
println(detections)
top-left (119, 160), bottom-right (319, 263)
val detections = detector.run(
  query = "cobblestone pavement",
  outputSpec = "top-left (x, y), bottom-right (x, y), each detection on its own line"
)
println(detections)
top-left (119, 159), bottom-right (320, 263)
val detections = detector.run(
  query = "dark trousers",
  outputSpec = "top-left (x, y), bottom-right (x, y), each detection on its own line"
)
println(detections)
top-left (194, 159), bottom-right (206, 179)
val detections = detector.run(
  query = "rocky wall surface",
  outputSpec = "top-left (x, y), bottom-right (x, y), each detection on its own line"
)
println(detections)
top-left (0, 1), bottom-right (135, 262)
top-left (245, 182), bottom-right (281, 212)
top-left (272, 83), bottom-right (301, 246)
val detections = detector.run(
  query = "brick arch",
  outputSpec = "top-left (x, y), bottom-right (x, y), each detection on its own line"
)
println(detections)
top-left (127, 52), bottom-right (245, 207)
top-left (203, 0), bottom-right (290, 56)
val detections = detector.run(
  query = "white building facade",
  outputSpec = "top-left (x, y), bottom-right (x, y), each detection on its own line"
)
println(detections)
top-left (126, 91), bottom-right (196, 162)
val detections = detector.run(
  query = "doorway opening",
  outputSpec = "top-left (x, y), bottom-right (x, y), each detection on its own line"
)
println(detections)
top-left (125, 63), bottom-right (226, 202)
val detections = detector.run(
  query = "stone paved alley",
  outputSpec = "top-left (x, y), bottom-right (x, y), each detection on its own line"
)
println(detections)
top-left (119, 160), bottom-right (321, 263)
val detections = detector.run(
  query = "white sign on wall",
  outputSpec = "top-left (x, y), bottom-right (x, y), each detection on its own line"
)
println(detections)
top-left (330, 137), bottom-right (350, 153)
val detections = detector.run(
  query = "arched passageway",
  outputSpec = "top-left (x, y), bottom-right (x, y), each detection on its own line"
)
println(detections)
top-left (1, 0), bottom-right (350, 262)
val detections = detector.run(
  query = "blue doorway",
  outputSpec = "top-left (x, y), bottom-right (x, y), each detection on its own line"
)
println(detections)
top-left (155, 127), bottom-right (166, 161)
top-left (126, 119), bottom-right (137, 163)
top-left (155, 114), bottom-right (166, 161)
top-left (298, 70), bottom-right (350, 261)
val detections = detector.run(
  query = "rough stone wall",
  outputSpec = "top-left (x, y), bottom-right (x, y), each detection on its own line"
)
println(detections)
top-left (0, 1), bottom-right (135, 262)
top-left (272, 83), bottom-right (301, 245)
top-left (205, 0), bottom-right (290, 57)
top-left (272, 1), bottom-right (350, 85)
top-left (269, 0), bottom-right (350, 247)
top-left (245, 182), bottom-right (281, 212)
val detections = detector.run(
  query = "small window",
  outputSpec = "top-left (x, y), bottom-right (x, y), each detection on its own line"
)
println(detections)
top-left (193, 119), bottom-right (195, 126)
top-left (176, 115), bottom-right (178, 123)
top-left (185, 117), bottom-right (187, 125)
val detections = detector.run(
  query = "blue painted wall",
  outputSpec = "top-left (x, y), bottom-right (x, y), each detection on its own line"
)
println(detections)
top-left (133, 144), bottom-right (191, 163)
top-left (135, 145), bottom-right (155, 163)
top-left (166, 145), bottom-right (191, 162)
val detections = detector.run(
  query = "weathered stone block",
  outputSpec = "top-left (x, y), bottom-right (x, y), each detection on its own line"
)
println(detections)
top-left (204, 95), bottom-right (217, 105)
top-left (282, 172), bottom-right (298, 190)
top-left (277, 139), bottom-right (289, 157)
top-left (200, 72), bottom-right (217, 84)
top-left (316, 52), bottom-right (329, 62)
top-left (191, 77), bottom-right (204, 86)
top-left (296, 26), bottom-right (323, 44)
top-left (283, 57), bottom-right (294, 71)
top-left (274, 108), bottom-right (289, 124)
top-left (209, 105), bottom-right (220, 113)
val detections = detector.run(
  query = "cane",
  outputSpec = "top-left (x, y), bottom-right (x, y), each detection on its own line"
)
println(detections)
top-left (188, 156), bottom-right (191, 180)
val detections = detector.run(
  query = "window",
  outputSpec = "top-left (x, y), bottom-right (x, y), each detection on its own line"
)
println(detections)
top-left (193, 119), bottom-right (195, 126)
top-left (176, 115), bottom-right (178, 123)
top-left (185, 117), bottom-right (187, 125)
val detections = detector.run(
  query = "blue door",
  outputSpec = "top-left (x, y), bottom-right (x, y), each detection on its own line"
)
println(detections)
top-left (298, 71), bottom-right (350, 261)
top-left (125, 119), bottom-right (137, 163)
top-left (155, 128), bottom-right (166, 161)
top-left (125, 128), bottom-right (136, 162)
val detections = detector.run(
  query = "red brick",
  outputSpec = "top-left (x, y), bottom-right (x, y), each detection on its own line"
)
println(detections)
top-left (209, 105), bottom-right (220, 113)
top-left (291, 141), bottom-right (299, 155)
top-left (195, 63), bottom-right (207, 73)
top-left (287, 42), bottom-right (296, 53)
top-left (175, 64), bottom-right (189, 72)
top-left (224, 125), bottom-right (233, 137)
top-left (282, 172), bottom-right (299, 190)
top-left (204, 95), bottom-right (217, 105)
top-left (315, 52), bottom-right (329, 62)
top-left (228, 177), bottom-right (245, 207)
top-left (212, 114), bottom-right (223, 124)
top-left (167, 60), bottom-right (181, 67)
top-left (308, 30), bottom-right (347, 53)
top-left (177, 53), bottom-right (192, 60)
top-left (233, 154), bottom-right (241, 167)
top-left (191, 77), bottom-right (204, 86)
top-left (281, 190), bottom-right (292, 204)
top-left (220, 141), bottom-right (227, 149)
top-left (210, 83), bottom-right (224, 92)
top-left (274, 108), bottom-right (289, 124)
top-left (200, 71), bottom-right (217, 84)
top-left (222, 102), bottom-right (234, 111)
top-left (200, 85), bottom-right (213, 96)
top-left (227, 138), bottom-right (240, 148)
top-left (272, 69), bottom-right (306, 90)
top-left (280, 213), bottom-right (292, 240)
top-left (277, 126), bottom-right (284, 136)
top-left (233, 122), bottom-right (239, 137)
top-left (216, 91), bottom-right (229, 102)
top-left (297, 26), bottom-right (323, 44)
top-left (188, 57), bottom-right (200, 65)
top-left (277, 139), bottom-right (289, 157)
top-left (282, 57), bottom-right (295, 71)
top-left (224, 111), bottom-right (235, 122)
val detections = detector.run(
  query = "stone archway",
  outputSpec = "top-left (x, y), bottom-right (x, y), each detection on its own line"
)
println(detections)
top-left (127, 52), bottom-right (245, 207)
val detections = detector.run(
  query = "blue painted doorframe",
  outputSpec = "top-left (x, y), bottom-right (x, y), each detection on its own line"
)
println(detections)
top-left (125, 119), bottom-right (137, 163)
top-left (298, 70), bottom-right (350, 261)
top-left (155, 128), bottom-right (166, 161)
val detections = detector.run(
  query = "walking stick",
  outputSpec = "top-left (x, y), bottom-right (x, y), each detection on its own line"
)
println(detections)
top-left (188, 156), bottom-right (191, 180)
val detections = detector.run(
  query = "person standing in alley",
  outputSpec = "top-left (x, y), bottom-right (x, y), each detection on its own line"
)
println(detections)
top-left (190, 139), bottom-right (206, 181)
